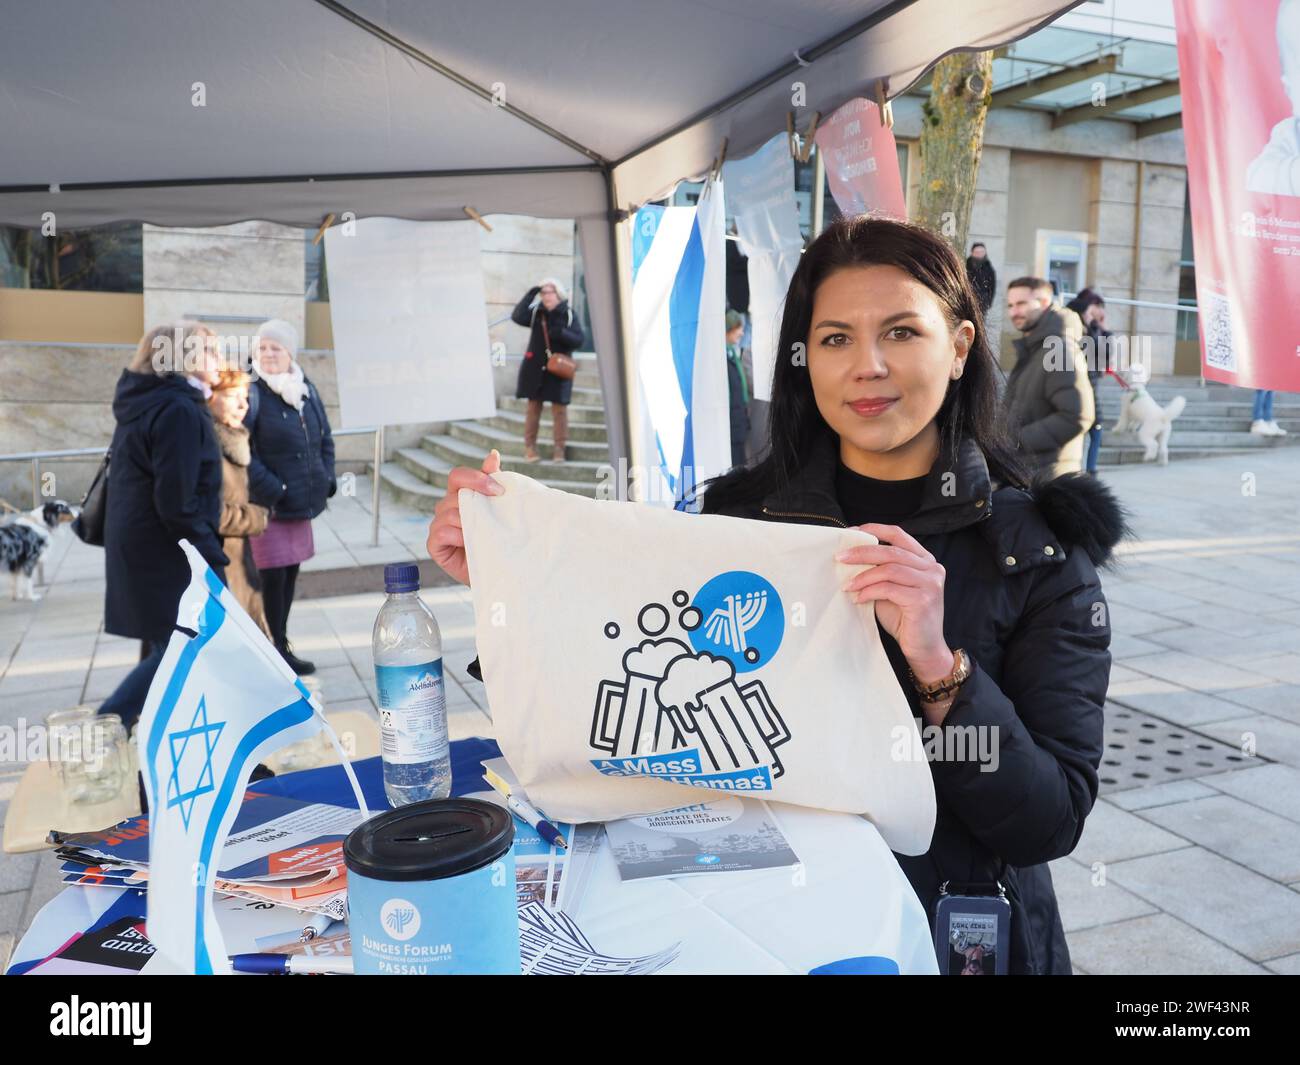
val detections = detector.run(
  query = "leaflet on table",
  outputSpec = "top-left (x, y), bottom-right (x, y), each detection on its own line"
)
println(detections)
top-left (556, 824), bottom-right (604, 917)
top-left (14, 889), bottom-right (348, 975)
top-left (59, 861), bottom-right (149, 888)
top-left (603, 797), bottom-right (800, 881)
top-left (518, 901), bottom-right (680, 975)
top-left (60, 861), bottom-right (348, 919)
top-left (464, 783), bottom-right (575, 910)
top-left (49, 792), bottom-right (362, 884)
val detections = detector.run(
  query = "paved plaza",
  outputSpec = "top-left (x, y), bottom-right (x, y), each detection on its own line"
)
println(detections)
top-left (3, 453), bottom-right (1300, 974)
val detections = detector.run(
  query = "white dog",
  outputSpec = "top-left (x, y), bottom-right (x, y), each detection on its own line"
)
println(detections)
top-left (0, 501), bottom-right (77, 601)
top-left (1111, 364), bottom-right (1186, 466)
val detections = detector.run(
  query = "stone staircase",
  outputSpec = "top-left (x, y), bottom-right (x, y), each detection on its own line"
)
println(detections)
top-left (1094, 375), bottom-right (1300, 465)
top-left (380, 353), bottom-right (609, 509)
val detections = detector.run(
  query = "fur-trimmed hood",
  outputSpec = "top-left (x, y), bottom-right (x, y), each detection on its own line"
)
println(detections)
top-left (213, 421), bottom-right (251, 467)
top-left (1030, 471), bottom-right (1131, 569)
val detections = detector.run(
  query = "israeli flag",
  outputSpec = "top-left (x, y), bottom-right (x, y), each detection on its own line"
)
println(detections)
top-left (631, 177), bottom-right (731, 507)
top-left (137, 541), bottom-right (367, 974)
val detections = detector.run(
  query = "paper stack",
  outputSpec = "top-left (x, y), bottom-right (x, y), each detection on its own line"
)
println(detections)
top-left (51, 790), bottom-right (364, 922)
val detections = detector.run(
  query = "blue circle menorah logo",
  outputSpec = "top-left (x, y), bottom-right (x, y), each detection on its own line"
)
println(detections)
top-left (687, 570), bottom-right (784, 674)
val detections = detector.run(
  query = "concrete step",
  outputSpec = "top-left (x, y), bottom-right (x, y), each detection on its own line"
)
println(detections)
top-left (381, 458), bottom-right (445, 510)
top-left (1094, 415), bottom-right (1300, 432)
top-left (385, 451), bottom-right (600, 508)
top-left (1103, 429), bottom-right (1297, 448)
top-left (420, 433), bottom-right (605, 485)
top-left (1097, 399), bottom-right (1300, 418)
top-left (482, 409), bottom-right (608, 443)
top-left (498, 396), bottom-right (606, 423)
top-left (448, 419), bottom-right (607, 462)
top-left (1096, 445), bottom-right (1282, 465)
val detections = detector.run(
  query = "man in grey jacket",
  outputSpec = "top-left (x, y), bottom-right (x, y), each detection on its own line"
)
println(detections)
top-left (1002, 277), bottom-right (1094, 480)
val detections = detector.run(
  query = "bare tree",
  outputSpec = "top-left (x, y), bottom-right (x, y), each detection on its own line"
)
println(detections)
top-left (914, 51), bottom-right (994, 252)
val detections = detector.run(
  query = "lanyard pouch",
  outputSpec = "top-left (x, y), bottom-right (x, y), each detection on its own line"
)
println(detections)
top-left (933, 880), bottom-right (1011, 975)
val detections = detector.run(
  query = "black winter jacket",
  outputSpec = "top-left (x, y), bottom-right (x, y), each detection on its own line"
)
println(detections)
top-left (966, 257), bottom-right (997, 315)
top-left (702, 432), bottom-right (1125, 974)
top-left (244, 376), bottom-right (336, 521)
top-left (104, 371), bottom-right (227, 642)
top-left (512, 287), bottom-right (585, 405)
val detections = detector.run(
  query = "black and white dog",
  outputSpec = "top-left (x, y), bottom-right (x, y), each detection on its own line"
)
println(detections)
top-left (0, 501), bottom-right (77, 601)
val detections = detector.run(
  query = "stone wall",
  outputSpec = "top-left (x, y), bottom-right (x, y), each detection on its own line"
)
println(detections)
top-left (143, 221), bottom-right (306, 338)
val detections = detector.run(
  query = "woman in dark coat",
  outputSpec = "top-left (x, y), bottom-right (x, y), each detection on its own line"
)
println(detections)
top-left (698, 218), bottom-right (1122, 974)
top-left (1066, 289), bottom-right (1110, 475)
top-left (100, 322), bottom-right (228, 729)
top-left (430, 217), bottom-right (1126, 974)
top-left (512, 278), bottom-right (585, 463)
top-left (966, 242), bottom-right (997, 316)
top-left (244, 318), bottom-right (336, 675)
top-left (725, 309), bottom-right (751, 468)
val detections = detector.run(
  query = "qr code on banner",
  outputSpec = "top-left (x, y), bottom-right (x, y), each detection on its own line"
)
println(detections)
top-left (1201, 291), bottom-right (1237, 372)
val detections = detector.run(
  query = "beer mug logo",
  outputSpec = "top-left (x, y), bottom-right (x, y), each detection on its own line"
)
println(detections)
top-left (589, 572), bottom-right (791, 788)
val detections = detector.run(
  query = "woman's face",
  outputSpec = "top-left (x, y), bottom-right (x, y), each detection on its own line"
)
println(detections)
top-left (539, 284), bottom-right (559, 311)
top-left (257, 338), bottom-right (291, 375)
top-left (210, 385), bottom-right (249, 428)
top-left (190, 333), bottom-right (221, 386)
top-left (806, 264), bottom-right (971, 465)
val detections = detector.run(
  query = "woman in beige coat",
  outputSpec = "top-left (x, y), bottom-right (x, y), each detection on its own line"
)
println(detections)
top-left (208, 369), bottom-right (272, 638)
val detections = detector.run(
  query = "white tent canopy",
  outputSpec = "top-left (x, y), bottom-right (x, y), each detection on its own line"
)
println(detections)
top-left (0, 0), bottom-right (1078, 465)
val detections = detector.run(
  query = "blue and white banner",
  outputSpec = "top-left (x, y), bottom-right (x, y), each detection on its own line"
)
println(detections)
top-left (723, 134), bottom-right (805, 402)
top-left (631, 178), bottom-right (731, 507)
top-left (136, 542), bottom-right (367, 974)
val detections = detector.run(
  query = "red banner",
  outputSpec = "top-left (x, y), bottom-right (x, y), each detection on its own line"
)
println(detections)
top-left (814, 98), bottom-right (907, 221)
top-left (1175, 0), bottom-right (1300, 390)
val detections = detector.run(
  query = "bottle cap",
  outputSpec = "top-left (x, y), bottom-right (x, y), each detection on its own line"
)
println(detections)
top-left (384, 563), bottom-right (420, 594)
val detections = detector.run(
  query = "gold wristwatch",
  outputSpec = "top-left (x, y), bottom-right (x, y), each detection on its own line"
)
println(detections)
top-left (909, 648), bottom-right (972, 704)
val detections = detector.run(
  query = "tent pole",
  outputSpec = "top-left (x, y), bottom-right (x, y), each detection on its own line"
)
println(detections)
top-left (605, 168), bottom-right (637, 493)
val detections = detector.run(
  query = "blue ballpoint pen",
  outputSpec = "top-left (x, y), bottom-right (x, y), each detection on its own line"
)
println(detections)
top-left (229, 953), bottom-right (354, 975)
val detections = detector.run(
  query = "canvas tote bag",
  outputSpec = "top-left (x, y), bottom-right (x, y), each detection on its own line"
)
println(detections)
top-left (461, 473), bottom-right (936, 855)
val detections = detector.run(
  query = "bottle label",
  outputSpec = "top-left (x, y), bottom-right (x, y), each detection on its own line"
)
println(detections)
top-left (375, 659), bottom-right (448, 765)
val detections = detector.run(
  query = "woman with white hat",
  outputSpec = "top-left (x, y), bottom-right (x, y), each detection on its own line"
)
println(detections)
top-left (244, 318), bottom-right (336, 675)
top-left (510, 277), bottom-right (585, 463)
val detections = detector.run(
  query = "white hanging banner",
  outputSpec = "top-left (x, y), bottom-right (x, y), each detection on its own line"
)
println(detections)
top-left (324, 217), bottom-right (497, 428)
top-left (723, 134), bottom-right (805, 402)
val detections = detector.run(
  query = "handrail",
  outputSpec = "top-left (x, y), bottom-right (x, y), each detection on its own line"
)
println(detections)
top-left (0, 427), bottom-right (388, 587)
top-left (1062, 292), bottom-right (1198, 315)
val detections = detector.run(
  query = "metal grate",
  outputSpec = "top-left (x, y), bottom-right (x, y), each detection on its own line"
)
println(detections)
top-left (1098, 704), bottom-right (1261, 794)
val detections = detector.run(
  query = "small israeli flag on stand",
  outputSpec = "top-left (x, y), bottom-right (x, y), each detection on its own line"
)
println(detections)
top-left (137, 541), bottom-right (368, 974)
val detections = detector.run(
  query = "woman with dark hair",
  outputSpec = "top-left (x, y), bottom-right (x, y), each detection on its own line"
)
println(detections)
top-left (965, 242), bottom-right (997, 315)
top-left (1065, 289), bottom-right (1110, 473)
top-left (427, 216), bottom-right (1127, 975)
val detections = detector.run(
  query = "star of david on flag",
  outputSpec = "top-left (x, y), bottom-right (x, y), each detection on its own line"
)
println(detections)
top-left (166, 697), bottom-right (224, 830)
top-left (136, 541), bottom-right (368, 974)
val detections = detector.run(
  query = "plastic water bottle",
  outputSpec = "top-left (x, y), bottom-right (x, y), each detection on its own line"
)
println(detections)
top-left (372, 563), bottom-right (451, 806)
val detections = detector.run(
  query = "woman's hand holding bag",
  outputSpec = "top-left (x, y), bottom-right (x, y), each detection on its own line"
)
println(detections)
top-left (426, 448), bottom-right (505, 586)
